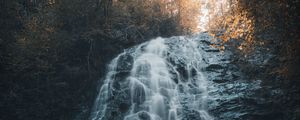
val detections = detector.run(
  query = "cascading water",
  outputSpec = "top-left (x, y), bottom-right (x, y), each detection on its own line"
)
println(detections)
top-left (90, 34), bottom-right (215, 120)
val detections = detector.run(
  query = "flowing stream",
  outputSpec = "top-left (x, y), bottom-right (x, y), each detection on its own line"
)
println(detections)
top-left (90, 34), bottom-right (215, 120)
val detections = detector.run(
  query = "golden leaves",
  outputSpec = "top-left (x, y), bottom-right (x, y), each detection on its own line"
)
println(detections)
top-left (208, 0), bottom-right (256, 53)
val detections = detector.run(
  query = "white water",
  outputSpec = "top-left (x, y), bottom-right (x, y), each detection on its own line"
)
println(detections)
top-left (90, 36), bottom-right (214, 120)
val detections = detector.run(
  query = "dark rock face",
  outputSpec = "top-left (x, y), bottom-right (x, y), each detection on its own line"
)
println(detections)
top-left (194, 35), bottom-right (264, 120)
top-left (200, 36), bottom-right (295, 120)
top-left (116, 54), bottom-right (134, 72)
top-left (201, 35), bottom-right (300, 120)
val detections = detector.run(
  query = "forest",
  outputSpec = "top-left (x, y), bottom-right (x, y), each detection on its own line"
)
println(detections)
top-left (0, 0), bottom-right (299, 120)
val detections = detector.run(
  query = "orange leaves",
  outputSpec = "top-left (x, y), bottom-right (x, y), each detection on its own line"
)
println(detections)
top-left (221, 12), bottom-right (254, 40)
top-left (207, 0), bottom-right (257, 53)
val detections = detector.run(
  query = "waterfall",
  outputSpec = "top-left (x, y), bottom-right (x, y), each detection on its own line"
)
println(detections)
top-left (90, 35), bottom-right (214, 120)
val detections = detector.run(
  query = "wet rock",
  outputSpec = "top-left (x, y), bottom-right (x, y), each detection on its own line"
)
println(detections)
top-left (169, 70), bottom-right (179, 84)
top-left (212, 79), bottom-right (228, 83)
top-left (176, 65), bottom-right (189, 82)
top-left (112, 80), bottom-right (121, 90)
top-left (119, 103), bottom-right (130, 113)
top-left (114, 71), bottom-right (130, 81)
top-left (117, 54), bottom-right (134, 71)
top-left (159, 88), bottom-right (170, 98)
top-left (138, 111), bottom-right (151, 120)
top-left (190, 68), bottom-right (198, 77)
top-left (183, 110), bottom-right (211, 120)
top-left (206, 64), bottom-right (224, 72)
top-left (201, 44), bottom-right (220, 52)
top-left (178, 84), bottom-right (185, 93)
top-left (204, 49), bottom-right (220, 52)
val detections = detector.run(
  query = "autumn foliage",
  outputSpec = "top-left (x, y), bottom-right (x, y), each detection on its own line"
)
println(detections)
top-left (207, 0), bottom-right (299, 53)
